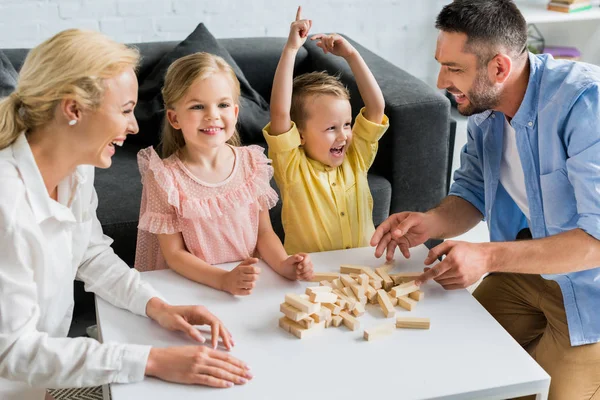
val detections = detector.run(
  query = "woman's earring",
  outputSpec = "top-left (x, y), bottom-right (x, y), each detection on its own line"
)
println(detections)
top-left (68, 119), bottom-right (77, 126)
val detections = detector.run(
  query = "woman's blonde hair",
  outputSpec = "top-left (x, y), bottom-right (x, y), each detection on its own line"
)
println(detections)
top-left (160, 52), bottom-right (241, 159)
top-left (0, 29), bottom-right (140, 150)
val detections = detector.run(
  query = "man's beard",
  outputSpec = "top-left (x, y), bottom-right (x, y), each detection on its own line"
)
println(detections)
top-left (456, 69), bottom-right (501, 116)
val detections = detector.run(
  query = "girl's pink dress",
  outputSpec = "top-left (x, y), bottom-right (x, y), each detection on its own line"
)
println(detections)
top-left (134, 145), bottom-right (278, 271)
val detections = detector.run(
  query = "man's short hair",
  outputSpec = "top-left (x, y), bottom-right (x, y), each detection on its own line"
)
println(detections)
top-left (291, 71), bottom-right (350, 128)
top-left (435, 0), bottom-right (528, 66)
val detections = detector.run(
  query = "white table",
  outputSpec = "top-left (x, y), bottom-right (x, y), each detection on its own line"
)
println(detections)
top-left (96, 246), bottom-right (550, 400)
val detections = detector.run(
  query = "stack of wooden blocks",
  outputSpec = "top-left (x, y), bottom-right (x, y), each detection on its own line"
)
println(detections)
top-left (278, 263), bottom-right (431, 340)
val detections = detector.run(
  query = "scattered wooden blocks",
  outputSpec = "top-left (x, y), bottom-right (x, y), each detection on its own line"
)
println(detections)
top-left (396, 317), bottom-right (430, 330)
top-left (364, 323), bottom-right (395, 341)
top-left (279, 263), bottom-right (430, 340)
top-left (376, 289), bottom-right (396, 318)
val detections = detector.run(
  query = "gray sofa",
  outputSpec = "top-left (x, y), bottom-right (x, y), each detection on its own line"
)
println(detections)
top-left (2, 35), bottom-right (453, 332)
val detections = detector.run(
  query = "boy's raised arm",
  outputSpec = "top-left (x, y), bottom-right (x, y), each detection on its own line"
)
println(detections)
top-left (269, 6), bottom-right (312, 136)
top-left (311, 34), bottom-right (385, 124)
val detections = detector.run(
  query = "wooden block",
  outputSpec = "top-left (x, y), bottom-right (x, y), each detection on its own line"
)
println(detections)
top-left (279, 317), bottom-right (326, 339)
top-left (309, 292), bottom-right (338, 303)
top-left (365, 285), bottom-right (378, 304)
top-left (333, 289), bottom-right (356, 311)
top-left (361, 266), bottom-right (383, 283)
top-left (319, 280), bottom-right (333, 288)
top-left (332, 315), bottom-right (343, 327)
top-left (357, 273), bottom-right (370, 288)
top-left (396, 317), bottom-right (430, 330)
top-left (340, 274), bottom-right (357, 288)
top-left (408, 290), bottom-right (424, 302)
top-left (342, 286), bottom-right (358, 301)
top-left (280, 302), bottom-right (309, 322)
top-left (376, 289), bottom-right (396, 318)
top-left (352, 301), bottom-right (365, 317)
top-left (335, 298), bottom-right (348, 309)
top-left (325, 316), bottom-right (333, 328)
top-left (387, 291), bottom-right (398, 307)
top-left (350, 284), bottom-right (365, 299)
top-left (309, 272), bottom-right (340, 282)
top-left (310, 307), bottom-right (331, 323)
top-left (369, 279), bottom-right (382, 290)
top-left (298, 317), bottom-right (315, 329)
top-left (364, 323), bottom-right (395, 341)
top-left (332, 278), bottom-right (344, 291)
top-left (290, 321), bottom-right (326, 339)
top-left (340, 264), bottom-right (368, 274)
top-left (299, 294), bottom-right (310, 300)
top-left (390, 281), bottom-right (419, 298)
top-left (349, 273), bottom-right (360, 279)
top-left (376, 261), bottom-right (395, 273)
top-left (397, 295), bottom-right (417, 311)
top-left (306, 286), bottom-right (333, 295)
top-left (323, 302), bottom-right (342, 315)
top-left (339, 311), bottom-right (360, 331)
top-left (285, 293), bottom-right (320, 314)
top-left (390, 272), bottom-right (422, 285)
top-left (375, 266), bottom-right (394, 291)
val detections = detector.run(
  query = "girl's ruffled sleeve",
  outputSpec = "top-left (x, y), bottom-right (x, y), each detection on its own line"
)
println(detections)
top-left (137, 147), bottom-right (181, 234)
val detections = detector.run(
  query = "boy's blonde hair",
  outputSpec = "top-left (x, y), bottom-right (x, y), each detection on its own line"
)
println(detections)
top-left (291, 71), bottom-right (350, 129)
top-left (160, 52), bottom-right (241, 159)
top-left (0, 29), bottom-right (140, 150)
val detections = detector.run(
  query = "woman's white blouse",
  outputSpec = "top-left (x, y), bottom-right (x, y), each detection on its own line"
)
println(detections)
top-left (0, 134), bottom-right (162, 400)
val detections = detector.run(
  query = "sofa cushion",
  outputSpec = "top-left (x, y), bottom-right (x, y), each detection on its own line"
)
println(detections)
top-left (0, 50), bottom-right (18, 97)
top-left (133, 23), bottom-right (270, 147)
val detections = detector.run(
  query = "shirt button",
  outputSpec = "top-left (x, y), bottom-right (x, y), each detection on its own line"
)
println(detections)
top-left (332, 182), bottom-right (336, 186)
top-left (340, 212), bottom-right (345, 217)
top-left (528, 121), bottom-right (533, 127)
top-left (491, 114), bottom-right (496, 118)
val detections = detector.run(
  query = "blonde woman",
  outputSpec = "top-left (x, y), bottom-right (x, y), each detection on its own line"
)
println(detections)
top-left (0, 30), bottom-right (252, 400)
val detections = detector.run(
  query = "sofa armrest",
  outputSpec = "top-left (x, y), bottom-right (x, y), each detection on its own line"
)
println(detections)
top-left (301, 35), bottom-right (452, 215)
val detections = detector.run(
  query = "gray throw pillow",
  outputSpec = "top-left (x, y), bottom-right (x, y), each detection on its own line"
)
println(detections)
top-left (134, 23), bottom-right (270, 147)
top-left (0, 50), bottom-right (18, 98)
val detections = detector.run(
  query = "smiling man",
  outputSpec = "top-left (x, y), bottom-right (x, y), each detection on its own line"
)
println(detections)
top-left (370, 1), bottom-right (600, 398)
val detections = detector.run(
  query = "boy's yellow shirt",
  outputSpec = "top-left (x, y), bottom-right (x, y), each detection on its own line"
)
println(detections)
top-left (263, 108), bottom-right (389, 254)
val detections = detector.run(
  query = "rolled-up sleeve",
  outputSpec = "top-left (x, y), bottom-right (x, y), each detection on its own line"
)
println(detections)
top-left (448, 120), bottom-right (486, 218)
top-left (564, 84), bottom-right (600, 240)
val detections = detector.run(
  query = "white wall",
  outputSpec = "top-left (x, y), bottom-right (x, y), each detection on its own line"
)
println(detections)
top-left (0, 0), bottom-right (452, 87)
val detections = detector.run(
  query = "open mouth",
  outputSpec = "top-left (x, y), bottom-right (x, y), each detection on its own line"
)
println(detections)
top-left (109, 139), bottom-right (124, 148)
top-left (449, 91), bottom-right (467, 104)
top-left (330, 145), bottom-right (345, 157)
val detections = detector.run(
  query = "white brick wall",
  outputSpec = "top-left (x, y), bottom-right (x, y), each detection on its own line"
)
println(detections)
top-left (0, 0), bottom-right (452, 87)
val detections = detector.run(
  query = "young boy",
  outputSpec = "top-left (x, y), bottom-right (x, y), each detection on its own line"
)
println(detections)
top-left (263, 7), bottom-right (389, 254)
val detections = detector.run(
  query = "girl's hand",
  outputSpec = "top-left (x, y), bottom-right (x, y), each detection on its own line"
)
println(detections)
top-left (146, 298), bottom-right (234, 350)
top-left (280, 253), bottom-right (314, 281)
top-left (221, 258), bottom-right (261, 296)
top-left (286, 6), bottom-right (312, 51)
top-left (310, 33), bottom-right (356, 59)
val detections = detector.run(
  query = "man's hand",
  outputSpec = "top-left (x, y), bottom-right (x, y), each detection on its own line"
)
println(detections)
top-left (286, 6), bottom-right (312, 51)
top-left (146, 299), bottom-right (234, 350)
top-left (310, 33), bottom-right (356, 59)
top-left (221, 258), bottom-right (261, 296)
top-left (416, 240), bottom-right (492, 290)
top-left (145, 346), bottom-right (252, 388)
top-left (280, 253), bottom-right (314, 281)
top-left (371, 212), bottom-right (435, 261)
